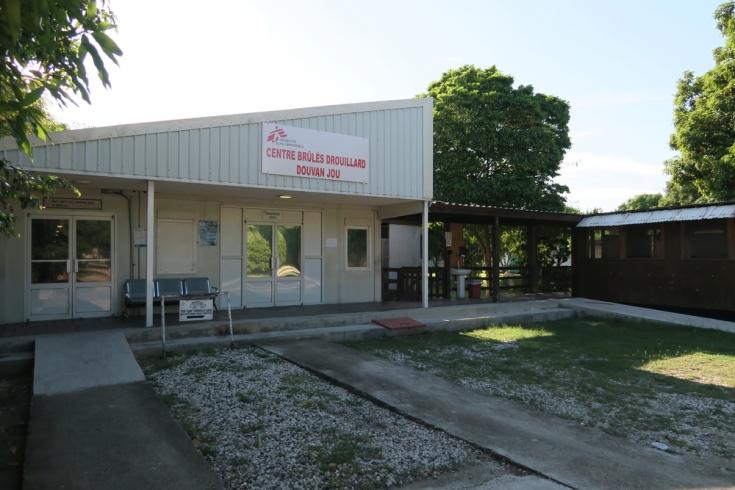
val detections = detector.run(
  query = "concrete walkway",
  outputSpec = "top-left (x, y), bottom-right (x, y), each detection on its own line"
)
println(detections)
top-left (560, 298), bottom-right (735, 334)
top-left (24, 331), bottom-right (222, 490)
top-left (34, 331), bottom-right (145, 396)
top-left (399, 464), bottom-right (566, 490)
top-left (262, 340), bottom-right (735, 490)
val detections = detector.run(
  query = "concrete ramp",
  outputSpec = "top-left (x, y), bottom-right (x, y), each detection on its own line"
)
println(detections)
top-left (34, 330), bottom-right (145, 396)
top-left (26, 330), bottom-right (223, 489)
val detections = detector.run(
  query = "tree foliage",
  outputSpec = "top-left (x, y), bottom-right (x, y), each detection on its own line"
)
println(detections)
top-left (0, 0), bottom-right (121, 236)
top-left (617, 193), bottom-right (664, 211)
top-left (423, 65), bottom-right (571, 211)
top-left (664, 2), bottom-right (735, 204)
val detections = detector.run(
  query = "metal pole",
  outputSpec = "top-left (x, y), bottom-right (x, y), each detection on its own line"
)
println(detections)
top-left (527, 224), bottom-right (538, 293)
top-left (161, 295), bottom-right (166, 357)
top-left (492, 215), bottom-right (500, 303)
top-left (421, 201), bottom-right (429, 308)
top-left (145, 180), bottom-right (155, 327)
top-left (226, 291), bottom-right (234, 347)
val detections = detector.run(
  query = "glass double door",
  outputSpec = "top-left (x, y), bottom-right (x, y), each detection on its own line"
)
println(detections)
top-left (29, 216), bottom-right (113, 320)
top-left (245, 223), bottom-right (302, 306)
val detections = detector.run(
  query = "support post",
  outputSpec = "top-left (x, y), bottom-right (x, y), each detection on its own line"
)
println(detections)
top-left (571, 227), bottom-right (580, 297)
top-left (421, 201), bottom-right (429, 308)
top-left (226, 291), bottom-right (234, 347)
top-left (160, 295), bottom-right (166, 356)
top-left (145, 180), bottom-right (155, 327)
top-left (443, 222), bottom-right (451, 299)
top-left (492, 215), bottom-right (500, 303)
top-left (527, 224), bottom-right (538, 293)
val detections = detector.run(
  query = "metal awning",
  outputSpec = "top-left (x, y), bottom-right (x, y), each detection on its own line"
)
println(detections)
top-left (577, 204), bottom-right (735, 228)
top-left (381, 201), bottom-right (583, 226)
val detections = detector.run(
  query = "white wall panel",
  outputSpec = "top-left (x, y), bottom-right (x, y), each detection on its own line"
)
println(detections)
top-left (303, 211), bottom-right (322, 258)
top-left (220, 258), bottom-right (242, 308)
top-left (303, 258), bottom-right (322, 304)
top-left (157, 219), bottom-right (196, 274)
top-left (220, 207), bottom-right (243, 257)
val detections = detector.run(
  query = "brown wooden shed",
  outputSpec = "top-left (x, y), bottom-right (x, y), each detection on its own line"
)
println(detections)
top-left (573, 202), bottom-right (735, 313)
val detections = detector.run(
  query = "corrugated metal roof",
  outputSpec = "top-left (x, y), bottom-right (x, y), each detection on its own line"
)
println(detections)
top-left (0, 99), bottom-right (433, 201)
top-left (431, 201), bottom-right (580, 216)
top-left (577, 204), bottom-right (735, 227)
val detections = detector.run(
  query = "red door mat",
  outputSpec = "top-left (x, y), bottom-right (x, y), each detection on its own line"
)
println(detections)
top-left (372, 317), bottom-right (426, 330)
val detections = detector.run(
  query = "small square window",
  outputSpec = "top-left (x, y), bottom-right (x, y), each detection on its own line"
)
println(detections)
top-left (686, 221), bottom-right (727, 258)
top-left (626, 226), bottom-right (663, 259)
top-left (346, 227), bottom-right (369, 269)
top-left (589, 228), bottom-right (620, 259)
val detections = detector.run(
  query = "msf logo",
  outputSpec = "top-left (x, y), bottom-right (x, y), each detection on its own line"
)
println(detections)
top-left (267, 126), bottom-right (287, 142)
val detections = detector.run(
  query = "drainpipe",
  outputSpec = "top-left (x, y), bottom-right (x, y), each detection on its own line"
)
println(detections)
top-left (100, 189), bottom-right (134, 280)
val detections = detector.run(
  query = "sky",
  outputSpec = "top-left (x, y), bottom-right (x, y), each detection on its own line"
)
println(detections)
top-left (48, 0), bottom-right (725, 211)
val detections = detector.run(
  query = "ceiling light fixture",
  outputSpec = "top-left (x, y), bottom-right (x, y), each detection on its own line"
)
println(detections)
top-left (279, 194), bottom-right (292, 199)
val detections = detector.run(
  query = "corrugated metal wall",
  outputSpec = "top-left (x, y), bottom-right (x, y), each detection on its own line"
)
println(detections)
top-left (0, 100), bottom-right (431, 200)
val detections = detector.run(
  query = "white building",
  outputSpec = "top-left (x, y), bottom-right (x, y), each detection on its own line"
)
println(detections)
top-left (0, 99), bottom-right (432, 325)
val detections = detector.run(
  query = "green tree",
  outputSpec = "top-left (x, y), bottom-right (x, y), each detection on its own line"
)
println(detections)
top-left (423, 65), bottom-right (571, 211)
top-left (0, 0), bottom-right (121, 236)
top-left (617, 193), bottom-right (664, 211)
top-left (664, 2), bottom-right (735, 204)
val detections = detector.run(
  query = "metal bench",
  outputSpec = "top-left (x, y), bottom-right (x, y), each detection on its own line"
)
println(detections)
top-left (123, 279), bottom-right (148, 318)
top-left (156, 278), bottom-right (185, 303)
top-left (182, 277), bottom-right (218, 310)
top-left (123, 277), bottom-right (219, 317)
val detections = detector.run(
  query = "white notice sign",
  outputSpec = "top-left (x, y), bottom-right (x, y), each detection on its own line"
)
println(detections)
top-left (262, 123), bottom-right (369, 183)
top-left (179, 299), bottom-right (214, 322)
top-left (133, 228), bottom-right (147, 247)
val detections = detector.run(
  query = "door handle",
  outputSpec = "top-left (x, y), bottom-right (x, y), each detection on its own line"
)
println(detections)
top-left (66, 259), bottom-right (71, 273)
top-left (74, 259), bottom-right (79, 273)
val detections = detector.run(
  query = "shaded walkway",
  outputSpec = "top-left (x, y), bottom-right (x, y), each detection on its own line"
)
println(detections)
top-left (262, 340), bottom-right (735, 490)
top-left (24, 331), bottom-right (221, 490)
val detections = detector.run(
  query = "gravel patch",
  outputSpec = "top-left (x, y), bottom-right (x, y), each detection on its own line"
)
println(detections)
top-left (147, 347), bottom-right (506, 489)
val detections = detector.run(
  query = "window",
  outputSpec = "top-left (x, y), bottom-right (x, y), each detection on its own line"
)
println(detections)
top-left (588, 228), bottom-right (620, 259)
top-left (686, 220), bottom-right (728, 259)
top-left (626, 226), bottom-right (663, 259)
top-left (346, 227), bottom-right (369, 269)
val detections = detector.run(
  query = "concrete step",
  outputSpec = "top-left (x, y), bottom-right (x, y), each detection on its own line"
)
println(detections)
top-left (0, 336), bottom-right (34, 355)
top-left (124, 308), bottom-right (430, 343)
top-left (125, 301), bottom-right (572, 345)
top-left (0, 301), bottom-right (574, 361)
top-left (132, 323), bottom-right (385, 357)
top-left (131, 307), bottom-right (577, 358)
top-left (0, 351), bottom-right (33, 376)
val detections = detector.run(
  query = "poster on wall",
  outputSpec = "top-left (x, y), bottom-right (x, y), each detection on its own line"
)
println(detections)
top-left (262, 122), bottom-right (369, 183)
top-left (198, 220), bottom-right (218, 246)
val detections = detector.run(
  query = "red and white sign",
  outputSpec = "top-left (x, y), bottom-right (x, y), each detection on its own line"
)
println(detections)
top-left (262, 123), bottom-right (369, 183)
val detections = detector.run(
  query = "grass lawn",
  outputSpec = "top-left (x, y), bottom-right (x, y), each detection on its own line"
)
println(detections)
top-left (348, 317), bottom-right (735, 460)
